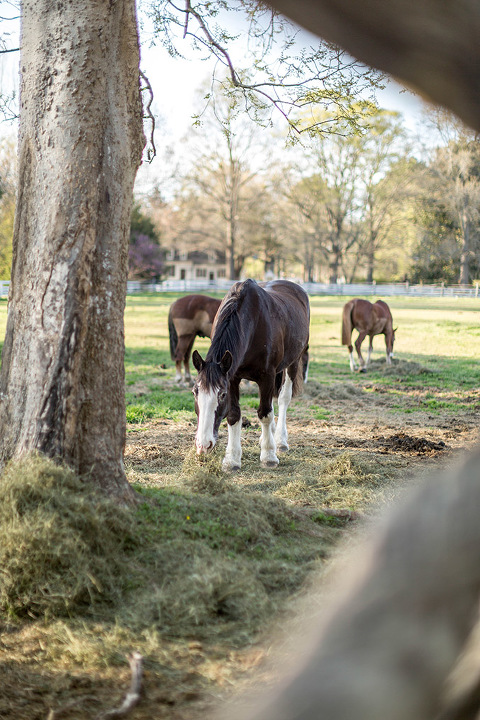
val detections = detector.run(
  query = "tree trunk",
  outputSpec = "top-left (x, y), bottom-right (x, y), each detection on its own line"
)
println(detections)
top-left (365, 238), bottom-right (375, 283)
top-left (329, 248), bottom-right (341, 283)
top-left (0, 0), bottom-right (145, 499)
top-left (459, 209), bottom-right (471, 284)
top-left (228, 228), bottom-right (237, 280)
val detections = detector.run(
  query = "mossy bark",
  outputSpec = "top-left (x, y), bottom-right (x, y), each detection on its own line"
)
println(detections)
top-left (0, 0), bottom-right (145, 499)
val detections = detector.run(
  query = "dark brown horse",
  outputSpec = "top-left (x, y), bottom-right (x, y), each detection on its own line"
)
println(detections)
top-left (192, 279), bottom-right (310, 470)
top-left (342, 298), bottom-right (396, 371)
top-left (168, 294), bottom-right (221, 383)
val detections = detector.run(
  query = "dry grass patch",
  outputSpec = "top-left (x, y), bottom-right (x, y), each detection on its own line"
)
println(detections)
top-left (275, 451), bottom-right (396, 510)
top-left (0, 455), bottom-right (139, 619)
top-left (0, 452), bottom-right (341, 650)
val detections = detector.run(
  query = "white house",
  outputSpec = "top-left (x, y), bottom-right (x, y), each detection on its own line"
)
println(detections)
top-left (164, 249), bottom-right (227, 283)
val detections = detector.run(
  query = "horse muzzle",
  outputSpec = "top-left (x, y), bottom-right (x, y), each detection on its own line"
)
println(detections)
top-left (195, 438), bottom-right (215, 455)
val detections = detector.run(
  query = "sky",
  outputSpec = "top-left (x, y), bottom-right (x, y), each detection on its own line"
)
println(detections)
top-left (0, 1), bottom-right (432, 192)
top-left (134, 9), bottom-right (432, 192)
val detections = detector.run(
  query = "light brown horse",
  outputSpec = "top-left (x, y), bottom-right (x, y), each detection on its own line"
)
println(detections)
top-left (341, 298), bottom-right (396, 371)
top-left (168, 294), bottom-right (221, 383)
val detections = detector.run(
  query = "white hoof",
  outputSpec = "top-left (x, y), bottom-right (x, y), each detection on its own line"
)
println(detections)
top-left (260, 451), bottom-right (279, 468)
top-left (223, 457), bottom-right (241, 472)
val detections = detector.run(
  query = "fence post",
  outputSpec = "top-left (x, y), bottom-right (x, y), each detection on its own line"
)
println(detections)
top-left (441, 282), bottom-right (445, 296)
top-left (372, 280), bottom-right (376, 295)
top-left (476, 282), bottom-right (479, 297)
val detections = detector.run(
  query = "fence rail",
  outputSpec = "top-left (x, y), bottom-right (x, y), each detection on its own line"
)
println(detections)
top-left (1, 279), bottom-right (479, 299)
top-left (126, 279), bottom-right (480, 298)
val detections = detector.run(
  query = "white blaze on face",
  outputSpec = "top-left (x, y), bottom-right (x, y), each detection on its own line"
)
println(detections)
top-left (195, 385), bottom-right (219, 453)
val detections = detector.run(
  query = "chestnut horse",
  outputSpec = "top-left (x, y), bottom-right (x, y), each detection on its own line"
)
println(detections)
top-left (168, 294), bottom-right (221, 383)
top-left (342, 298), bottom-right (396, 371)
top-left (192, 279), bottom-right (310, 470)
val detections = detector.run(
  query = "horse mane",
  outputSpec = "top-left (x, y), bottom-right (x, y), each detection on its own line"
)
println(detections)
top-left (203, 281), bottom-right (252, 386)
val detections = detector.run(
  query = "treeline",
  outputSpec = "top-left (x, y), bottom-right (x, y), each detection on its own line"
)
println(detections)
top-left (131, 102), bottom-right (480, 286)
top-left (2, 106), bottom-right (480, 285)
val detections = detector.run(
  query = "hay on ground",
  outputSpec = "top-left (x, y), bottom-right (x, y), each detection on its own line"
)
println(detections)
top-left (0, 455), bottom-right (139, 619)
top-left (276, 451), bottom-right (394, 510)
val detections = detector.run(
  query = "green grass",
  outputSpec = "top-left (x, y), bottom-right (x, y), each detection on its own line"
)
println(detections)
top-left (0, 292), bottom-right (478, 717)
top-left (1, 293), bottom-right (479, 422)
top-left (120, 292), bottom-right (480, 422)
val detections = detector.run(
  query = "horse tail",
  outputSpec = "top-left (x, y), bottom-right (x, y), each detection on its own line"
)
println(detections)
top-left (292, 352), bottom-right (308, 397)
top-left (301, 348), bottom-right (309, 384)
top-left (342, 301), bottom-right (354, 346)
top-left (168, 308), bottom-right (178, 361)
top-left (275, 349), bottom-right (309, 400)
top-left (274, 371), bottom-right (284, 398)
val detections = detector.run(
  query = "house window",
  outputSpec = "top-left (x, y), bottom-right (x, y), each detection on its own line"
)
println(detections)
top-left (196, 268), bottom-right (207, 278)
top-left (217, 268), bottom-right (226, 278)
top-left (166, 265), bottom-right (175, 277)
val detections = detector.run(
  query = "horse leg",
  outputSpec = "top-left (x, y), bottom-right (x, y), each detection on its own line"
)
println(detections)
top-left (258, 378), bottom-right (279, 468)
top-left (385, 331), bottom-right (394, 365)
top-left (275, 370), bottom-right (293, 452)
top-left (183, 336), bottom-right (196, 384)
top-left (347, 343), bottom-right (357, 372)
top-left (386, 342), bottom-right (392, 365)
top-left (174, 335), bottom-right (193, 383)
top-left (355, 331), bottom-right (368, 369)
top-left (223, 379), bottom-right (242, 471)
top-left (366, 336), bottom-right (374, 367)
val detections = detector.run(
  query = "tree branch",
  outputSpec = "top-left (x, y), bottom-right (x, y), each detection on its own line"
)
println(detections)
top-left (139, 70), bottom-right (156, 162)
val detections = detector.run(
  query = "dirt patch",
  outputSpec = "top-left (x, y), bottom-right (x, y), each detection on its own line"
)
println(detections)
top-left (304, 380), bottom-right (367, 403)
top-left (376, 432), bottom-right (448, 455)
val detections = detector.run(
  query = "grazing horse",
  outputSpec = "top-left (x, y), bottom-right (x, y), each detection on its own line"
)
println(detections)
top-left (342, 298), bottom-right (396, 372)
top-left (168, 294), bottom-right (221, 383)
top-left (192, 279), bottom-right (310, 470)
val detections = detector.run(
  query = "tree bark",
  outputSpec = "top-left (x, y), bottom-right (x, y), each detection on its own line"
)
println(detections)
top-left (0, 0), bottom-right (145, 499)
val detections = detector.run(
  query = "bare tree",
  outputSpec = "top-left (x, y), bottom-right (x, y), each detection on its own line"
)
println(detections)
top-left (356, 112), bottom-right (418, 282)
top-left (425, 113), bottom-right (480, 284)
top-left (173, 91), bottom-right (272, 279)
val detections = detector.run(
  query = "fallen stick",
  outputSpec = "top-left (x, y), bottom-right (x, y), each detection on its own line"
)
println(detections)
top-left (96, 652), bottom-right (143, 719)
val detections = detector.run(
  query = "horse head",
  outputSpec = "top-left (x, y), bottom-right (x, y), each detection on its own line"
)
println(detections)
top-left (387, 326), bottom-right (397, 360)
top-left (192, 349), bottom-right (232, 454)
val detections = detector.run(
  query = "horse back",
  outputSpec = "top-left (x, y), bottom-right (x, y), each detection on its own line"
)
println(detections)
top-left (259, 280), bottom-right (310, 366)
top-left (170, 295), bottom-right (220, 336)
top-left (374, 299), bottom-right (393, 323)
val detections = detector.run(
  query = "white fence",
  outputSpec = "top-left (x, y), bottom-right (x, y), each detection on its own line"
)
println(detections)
top-left (126, 279), bottom-right (480, 298)
top-left (2, 279), bottom-right (479, 299)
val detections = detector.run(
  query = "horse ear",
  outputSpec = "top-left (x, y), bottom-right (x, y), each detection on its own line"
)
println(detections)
top-left (192, 350), bottom-right (205, 373)
top-left (219, 350), bottom-right (233, 374)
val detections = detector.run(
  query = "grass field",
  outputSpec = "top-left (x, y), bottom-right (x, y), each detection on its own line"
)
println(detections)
top-left (0, 292), bottom-right (479, 719)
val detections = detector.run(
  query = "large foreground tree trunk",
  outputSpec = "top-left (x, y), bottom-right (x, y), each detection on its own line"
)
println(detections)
top-left (0, 0), bottom-right (145, 499)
